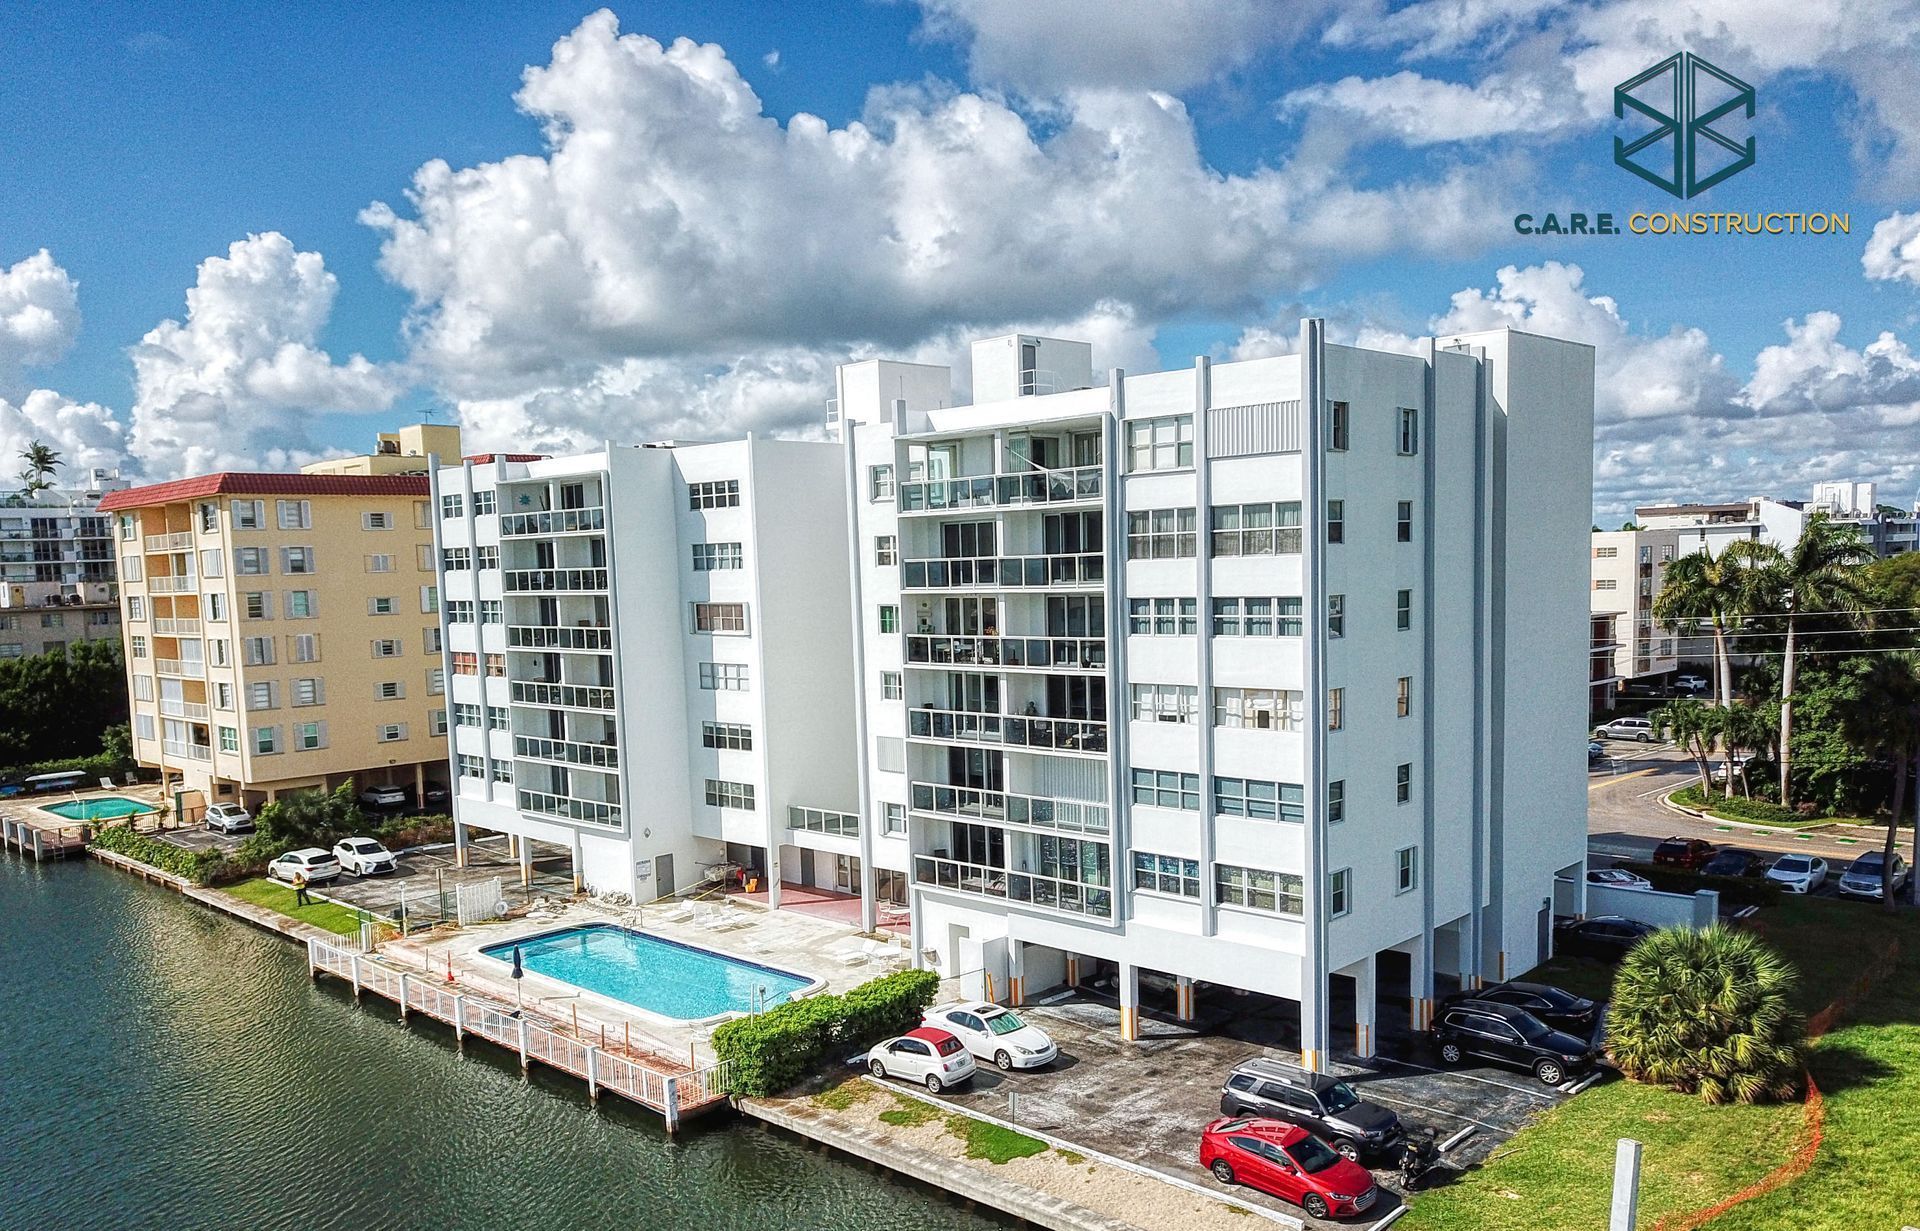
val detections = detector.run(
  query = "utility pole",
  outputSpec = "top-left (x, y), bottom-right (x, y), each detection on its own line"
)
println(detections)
top-left (1610, 1138), bottom-right (1642, 1231)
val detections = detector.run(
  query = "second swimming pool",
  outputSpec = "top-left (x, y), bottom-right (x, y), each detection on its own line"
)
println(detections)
top-left (480, 924), bottom-right (815, 1021)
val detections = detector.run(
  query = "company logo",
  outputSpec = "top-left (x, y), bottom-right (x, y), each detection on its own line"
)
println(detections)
top-left (1614, 52), bottom-right (1755, 199)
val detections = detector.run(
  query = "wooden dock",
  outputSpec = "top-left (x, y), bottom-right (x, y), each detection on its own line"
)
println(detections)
top-left (0, 810), bottom-right (89, 861)
top-left (304, 938), bottom-right (733, 1131)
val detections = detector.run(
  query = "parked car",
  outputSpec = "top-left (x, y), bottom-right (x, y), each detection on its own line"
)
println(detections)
top-left (332, 836), bottom-right (398, 876)
top-left (1594, 717), bottom-right (1658, 742)
top-left (1554, 915), bottom-right (1660, 961)
top-left (1765, 854), bottom-right (1829, 895)
top-left (1837, 851), bottom-right (1912, 901)
top-left (267, 847), bottom-right (340, 885)
top-left (866, 1027), bottom-right (976, 1093)
top-left (1588, 741), bottom-right (1607, 766)
top-left (1440, 981), bottom-right (1602, 1037)
top-left (1700, 848), bottom-right (1764, 879)
top-left (1586, 868), bottom-right (1652, 891)
top-left (359, 783), bottom-right (410, 810)
top-left (204, 802), bottom-right (255, 835)
top-left (1200, 1117), bottom-right (1379, 1220)
top-left (922, 1002), bottom-right (1058, 1070)
top-left (1710, 753), bottom-right (1756, 786)
top-left (1673, 672), bottom-right (1710, 694)
top-left (1431, 1001), bottom-right (1597, 1086)
top-left (1217, 1058), bottom-right (1403, 1162)
top-left (1652, 836), bottom-right (1716, 870)
top-left (421, 782), bottom-right (450, 807)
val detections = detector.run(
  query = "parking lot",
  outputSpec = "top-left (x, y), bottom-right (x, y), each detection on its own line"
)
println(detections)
top-left (936, 990), bottom-right (1583, 1226)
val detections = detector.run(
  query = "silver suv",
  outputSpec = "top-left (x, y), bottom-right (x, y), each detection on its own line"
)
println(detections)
top-left (1594, 716), bottom-right (1658, 742)
top-left (1218, 1057), bottom-right (1403, 1162)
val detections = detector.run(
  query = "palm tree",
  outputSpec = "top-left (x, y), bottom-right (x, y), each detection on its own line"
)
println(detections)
top-left (1720, 700), bottom-right (1776, 799)
top-left (1842, 652), bottom-right (1920, 911)
top-left (1746, 515), bottom-right (1873, 806)
top-left (1657, 698), bottom-right (1722, 798)
top-left (18, 439), bottom-right (62, 496)
top-left (1608, 926), bottom-right (1803, 1104)
top-left (1653, 544), bottom-right (1775, 709)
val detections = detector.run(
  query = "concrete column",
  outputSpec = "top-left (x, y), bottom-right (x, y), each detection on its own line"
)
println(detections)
top-left (413, 762), bottom-right (425, 806)
top-left (1351, 956), bottom-right (1377, 1060)
top-left (1065, 953), bottom-right (1082, 988)
top-left (1410, 941), bottom-right (1434, 1032)
top-left (1117, 962), bottom-right (1140, 1042)
top-left (571, 831), bottom-right (584, 895)
top-left (908, 886), bottom-right (925, 970)
top-left (767, 850), bottom-right (782, 911)
top-left (1175, 975), bottom-right (1196, 1023)
top-left (519, 836), bottom-right (534, 888)
top-left (454, 820), bottom-right (470, 869)
top-left (1300, 976), bottom-right (1329, 1073)
top-left (1007, 941), bottom-right (1025, 1006)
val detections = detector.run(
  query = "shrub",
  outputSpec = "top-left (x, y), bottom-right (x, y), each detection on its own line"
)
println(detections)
top-left (1671, 785), bottom-right (1803, 825)
top-left (374, 813), bottom-right (454, 849)
top-left (1615, 860), bottom-right (1782, 908)
top-left (89, 821), bottom-right (227, 885)
top-left (712, 966), bottom-right (944, 1097)
top-left (0, 750), bottom-right (137, 788)
top-left (1609, 925), bottom-right (1804, 1104)
top-left (836, 968), bottom-right (940, 1043)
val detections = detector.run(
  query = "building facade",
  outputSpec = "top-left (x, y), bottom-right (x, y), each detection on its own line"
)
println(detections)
top-left (0, 470), bottom-right (129, 660)
top-left (1589, 526), bottom-right (1681, 699)
top-left (433, 438), bottom-right (858, 898)
top-left (840, 326), bottom-right (1594, 1068)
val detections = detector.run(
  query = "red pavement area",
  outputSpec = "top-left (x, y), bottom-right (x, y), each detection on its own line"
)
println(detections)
top-left (730, 882), bottom-right (910, 934)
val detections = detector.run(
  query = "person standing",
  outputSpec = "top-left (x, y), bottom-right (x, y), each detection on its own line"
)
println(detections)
top-left (293, 869), bottom-right (311, 907)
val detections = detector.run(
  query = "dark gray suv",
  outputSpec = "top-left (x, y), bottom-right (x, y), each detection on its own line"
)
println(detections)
top-left (1218, 1058), bottom-right (1403, 1161)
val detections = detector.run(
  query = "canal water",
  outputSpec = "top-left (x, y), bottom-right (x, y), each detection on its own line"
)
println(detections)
top-left (0, 856), bottom-right (1001, 1231)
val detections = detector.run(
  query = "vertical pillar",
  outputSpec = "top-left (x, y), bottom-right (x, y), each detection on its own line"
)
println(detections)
top-left (585, 1046), bottom-right (600, 1102)
top-left (518, 1017), bottom-right (531, 1070)
top-left (1352, 956), bottom-right (1377, 1060)
top-left (413, 763), bottom-right (425, 808)
top-left (572, 831), bottom-right (584, 896)
top-left (452, 994), bottom-right (467, 1042)
top-left (1065, 953), bottom-right (1081, 988)
top-left (520, 836), bottom-right (534, 888)
top-left (1007, 941), bottom-right (1025, 1006)
top-left (663, 1076), bottom-right (681, 1134)
top-left (397, 972), bottom-right (411, 1021)
top-left (1117, 962), bottom-right (1140, 1042)
top-left (908, 886), bottom-right (925, 969)
top-left (454, 820), bottom-right (470, 869)
top-left (767, 850), bottom-right (782, 911)
top-left (1410, 941), bottom-right (1434, 1032)
top-left (1175, 975), bottom-right (1196, 1023)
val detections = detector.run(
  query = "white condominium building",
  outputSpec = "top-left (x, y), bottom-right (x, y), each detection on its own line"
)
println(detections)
top-left (840, 326), bottom-right (1594, 1070)
top-left (433, 438), bottom-right (858, 901)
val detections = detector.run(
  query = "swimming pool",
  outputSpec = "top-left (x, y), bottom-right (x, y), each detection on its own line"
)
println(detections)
top-left (41, 796), bottom-right (158, 821)
top-left (480, 925), bottom-right (816, 1022)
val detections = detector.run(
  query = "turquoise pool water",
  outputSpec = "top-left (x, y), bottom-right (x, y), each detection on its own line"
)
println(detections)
top-left (481, 925), bottom-right (813, 1020)
top-left (42, 797), bottom-right (157, 821)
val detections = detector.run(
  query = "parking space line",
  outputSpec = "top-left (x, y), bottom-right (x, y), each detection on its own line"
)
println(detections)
top-left (1358, 1056), bottom-right (1562, 1101)
top-left (1344, 1088), bottom-right (1511, 1134)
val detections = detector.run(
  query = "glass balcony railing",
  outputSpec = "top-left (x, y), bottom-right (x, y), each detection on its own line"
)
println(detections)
top-left (503, 567), bottom-right (608, 593)
top-left (913, 854), bottom-right (1007, 898)
top-left (513, 735), bottom-right (618, 769)
top-left (788, 805), bottom-right (860, 838)
top-left (908, 782), bottom-right (1109, 835)
top-left (517, 789), bottom-right (620, 825)
top-left (509, 680), bottom-right (615, 710)
top-left (506, 624), bottom-right (612, 651)
top-left (898, 465), bottom-right (1103, 513)
top-left (901, 553), bottom-right (1103, 591)
top-left (906, 707), bottom-right (1108, 754)
top-left (904, 634), bottom-right (1105, 672)
top-left (911, 854), bottom-right (1115, 919)
top-left (499, 507), bottom-right (606, 537)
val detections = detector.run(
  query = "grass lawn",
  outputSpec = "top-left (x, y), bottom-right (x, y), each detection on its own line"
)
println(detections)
top-left (221, 877), bottom-right (368, 936)
top-left (1402, 896), bottom-right (1916, 1231)
top-left (945, 1113), bottom-right (1049, 1164)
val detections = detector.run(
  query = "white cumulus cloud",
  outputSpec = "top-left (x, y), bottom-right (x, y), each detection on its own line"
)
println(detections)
top-left (0, 249), bottom-right (83, 396)
top-left (1863, 211), bottom-right (1920, 286)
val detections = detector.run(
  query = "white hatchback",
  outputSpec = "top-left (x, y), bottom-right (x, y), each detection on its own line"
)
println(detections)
top-left (922, 1001), bottom-right (1060, 1071)
top-left (204, 802), bottom-right (255, 835)
top-left (332, 837), bottom-right (398, 876)
top-left (867, 1028), bottom-right (977, 1093)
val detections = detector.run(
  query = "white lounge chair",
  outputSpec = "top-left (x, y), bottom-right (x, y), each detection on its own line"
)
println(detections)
top-left (654, 902), bottom-right (695, 924)
top-left (826, 943), bottom-right (869, 966)
top-left (99, 778), bottom-right (116, 793)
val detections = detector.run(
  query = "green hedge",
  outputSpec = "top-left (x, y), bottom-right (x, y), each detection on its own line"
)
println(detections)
top-left (89, 821), bottom-right (227, 885)
top-left (0, 751), bottom-right (136, 787)
top-left (712, 967), bottom-right (941, 1097)
top-left (1670, 785), bottom-right (1803, 826)
top-left (1616, 860), bottom-right (1783, 908)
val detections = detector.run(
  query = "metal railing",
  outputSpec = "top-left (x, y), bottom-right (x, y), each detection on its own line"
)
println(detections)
top-left (911, 852), bottom-right (1110, 918)
top-left (510, 680), bottom-right (616, 710)
top-left (158, 698), bottom-right (210, 720)
top-left (143, 531), bottom-right (194, 552)
top-left (148, 575), bottom-right (197, 593)
top-left (162, 740), bottom-right (211, 762)
top-left (516, 789), bottom-right (621, 825)
top-left (904, 634), bottom-right (1105, 672)
top-left (152, 617), bottom-right (201, 636)
top-left (901, 552), bottom-right (1104, 591)
top-left (513, 734), bottom-right (619, 770)
top-left (898, 464), bottom-right (1103, 513)
top-left (499, 507), bottom-right (607, 537)
top-left (507, 624), bottom-right (612, 651)
top-left (154, 657), bottom-right (204, 678)
top-left (907, 707), bottom-right (1108, 754)
top-left (908, 782), bottom-right (1109, 834)
top-left (504, 567), bottom-right (609, 593)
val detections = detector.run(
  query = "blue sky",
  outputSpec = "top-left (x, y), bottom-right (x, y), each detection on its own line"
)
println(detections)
top-left (3, 1), bottom-right (1918, 521)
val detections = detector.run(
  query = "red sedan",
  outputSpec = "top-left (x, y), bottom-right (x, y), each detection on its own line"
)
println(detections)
top-left (1200, 1117), bottom-right (1379, 1220)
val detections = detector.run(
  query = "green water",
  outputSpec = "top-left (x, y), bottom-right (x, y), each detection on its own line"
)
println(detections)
top-left (0, 855), bottom-right (1001, 1231)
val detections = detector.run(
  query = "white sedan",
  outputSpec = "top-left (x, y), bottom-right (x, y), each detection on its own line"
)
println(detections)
top-left (867, 1027), bottom-right (977, 1093)
top-left (1586, 868), bottom-right (1652, 891)
top-left (1765, 854), bottom-right (1828, 894)
top-left (922, 1001), bottom-right (1060, 1071)
top-left (332, 837), bottom-right (398, 876)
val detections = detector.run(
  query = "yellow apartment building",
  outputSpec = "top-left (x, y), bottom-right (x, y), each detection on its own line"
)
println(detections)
top-left (300, 423), bottom-right (463, 477)
top-left (100, 442), bottom-right (456, 813)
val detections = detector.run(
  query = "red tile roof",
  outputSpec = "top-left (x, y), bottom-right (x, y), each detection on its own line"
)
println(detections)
top-left (96, 472), bottom-right (430, 511)
top-left (463, 453), bottom-right (550, 464)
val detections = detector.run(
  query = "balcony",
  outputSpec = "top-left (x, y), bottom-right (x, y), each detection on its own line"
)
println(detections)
top-left (908, 782), bottom-right (1109, 835)
top-left (503, 567), bottom-right (608, 593)
top-left (906, 707), bottom-right (1108, 755)
top-left (789, 805), bottom-right (859, 838)
top-left (499, 507), bottom-right (607, 537)
top-left (517, 789), bottom-right (621, 825)
top-left (905, 634), bottom-right (1105, 672)
top-left (910, 854), bottom-right (1116, 920)
top-left (144, 531), bottom-right (194, 552)
top-left (898, 465), bottom-right (1104, 515)
top-left (162, 740), bottom-right (212, 762)
top-left (513, 734), bottom-right (618, 770)
top-left (148, 576), bottom-right (197, 594)
top-left (509, 680), bottom-right (615, 710)
top-left (154, 657), bottom-right (205, 679)
top-left (901, 553), bottom-right (1103, 592)
top-left (507, 624), bottom-right (612, 652)
top-left (152, 617), bottom-right (202, 636)
top-left (912, 853), bottom-right (1007, 899)
top-left (158, 698), bottom-right (210, 721)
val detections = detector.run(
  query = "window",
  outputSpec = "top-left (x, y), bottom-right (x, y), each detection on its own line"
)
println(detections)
top-left (199, 549), bottom-right (223, 578)
top-left (242, 636), bottom-right (275, 666)
top-left (483, 653), bottom-right (506, 677)
top-left (427, 666), bottom-right (444, 694)
top-left (1132, 852), bottom-right (1201, 899)
top-left (875, 736), bottom-right (905, 774)
top-left (1130, 683), bottom-right (1198, 724)
top-left (1212, 688), bottom-right (1303, 731)
top-left (478, 600), bottom-right (502, 624)
top-left (248, 681), bottom-right (277, 710)
top-left (1397, 500), bottom-right (1414, 542)
top-left (375, 681), bottom-right (404, 700)
top-left (1328, 594), bottom-right (1344, 638)
top-left (290, 634), bottom-right (320, 663)
top-left (1130, 597), bottom-right (1198, 635)
top-left (880, 671), bottom-right (904, 700)
top-left (277, 500), bottom-right (311, 530)
top-left (1215, 777), bottom-right (1304, 821)
top-left (1125, 414), bottom-right (1194, 472)
top-left (472, 490), bottom-right (496, 515)
top-left (253, 726), bottom-right (279, 755)
top-left (699, 662), bottom-right (748, 690)
top-left (883, 802), bottom-right (906, 836)
top-left (875, 535), bottom-right (897, 566)
top-left (371, 639), bottom-right (402, 658)
top-left (120, 553), bottom-right (144, 584)
top-left (292, 677), bottom-right (324, 706)
top-left (235, 548), bottom-right (268, 575)
top-left (441, 493), bottom-right (464, 519)
top-left (133, 713), bottom-right (154, 738)
top-left (243, 592), bottom-right (271, 620)
top-left (1397, 763), bottom-right (1412, 804)
top-left (287, 590), bottom-right (317, 619)
top-left (364, 511), bottom-right (394, 530)
top-left (281, 547), bottom-right (316, 575)
top-left (294, 721), bottom-right (326, 751)
top-left (445, 601), bottom-right (474, 624)
top-left (490, 760), bottom-right (513, 784)
top-left (692, 602), bottom-right (748, 634)
top-left (420, 586), bottom-right (439, 614)
top-left (453, 703), bottom-right (482, 727)
top-left (705, 779), bottom-right (756, 810)
top-left (366, 553), bottom-right (395, 573)
top-left (128, 595), bottom-right (147, 622)
top-left (1398, 407), bottom-right (1419, 455)
top-left (1594, 578), bottom-right (1617, 591)
top-left (206, 594), bottom-right (224, 622)
top-left (1330, 400), bottom-right (1350, 450)
top-left (1396, 847), bottom-right (1419, 894)
top-left (133, 674), bottom-right (154, 701)
top-left (417, 545), bottom-right (435, 571)
top-left (1211, 596), bottom-right (1301, 637)
top-left (1210, 502), bottom-right (1302, 556)
top-left (218, 726), bottom-right (239, 753)
top-left (40, 611), bottom-right (63, 628)
top-left (423, 627), bottom-right (442, 654)
top-left (702, 721), bottom-right (753, 751)
top-left (689, 479), bottom-right (741, 509)
top-left (442, 548), bottom-right (470, 571)
top-left (869, 465), bottom-right (895, 501)
top-left (120, 512), bottom-right (137, 540)
top-left (364, 596), bottom-right (396, 617)
top-left (1330, 868), bottom-right (1352, 917)
top-left (430, 708), bottom-right (448, 737)
top-left (1328, 780), bottom-right (1345, 824)
top-left (1326, 500), bottom-right (1344, 543)
top-left (486, 706), bottom-right (509, 730)
top-left (197, 502), bottom-right (219, 532)
top-left (375, 723), bottom-right (408, 743)
top-left (1397, 589), bottom-right (1412, 631)
top-left (1328, 687), bottom-right (1344, 730)
top-left (1127, 508), bottom-right (1198, 559)
top-left (691, 542), bottom-right (744, 571)
top-left (879, 605), bottom-right (899, 634)
top-left (1130, 768), bottom-right (1200, 811)
top-left (1397, 676), bottom-right (1412, 717)
top-left (1593, 544), bottom-right (1619, 559)
top-left (233, 500), bottom-right (264, 530)
top-left (457, 754), bottom-right (484, 779)
top-left (414, 501), bottom-right (432, 529)
top-left (476, 546), bottom-right (498, 570)
top-left (207, 639), bottom-right (229, 667)
top-left (1216, 864), bottom-right (1303, 915)
top-left (130, 635), bottom-right (148, 659)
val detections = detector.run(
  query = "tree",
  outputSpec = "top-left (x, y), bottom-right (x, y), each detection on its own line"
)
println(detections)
top-left (1841, 652), bottom-right (1920, 911)
top-left (0, 639), bottom-right (129, 767)
top-left (1744, 515), bottom-right (1872, 806)
top-left (1652, 544), bottom-right (1775, 709)
top-left (253, 779), bottom-right (367, 850)
top-left (1608, 926), bottom-right (1803, 1104)
top-left (18, 439), bottom-right (61, 495)
top-left (1657, 699), bottom-right (1722, 797)
top-left (1720, 700), bottom-right (1776, 799)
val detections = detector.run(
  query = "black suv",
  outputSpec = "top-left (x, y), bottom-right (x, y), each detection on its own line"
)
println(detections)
top-left (1439, 981), bottom-right (1601, 1038)
top-left (1432, 1001), bottom-right (1597, 1086)
top-left (1218, 1058), bottom-right (1403, 1161)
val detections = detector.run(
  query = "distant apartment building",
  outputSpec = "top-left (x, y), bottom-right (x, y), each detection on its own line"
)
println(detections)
top-left (98, 429), bottom-right (457, 812)
top-left (433, 438), bottom-right (858, 898)
top-left (0, 469), bottom-right (129, 660)
top-left (839, 325), bottom-right (1594, 1068)
top-left (1589, 526), bottom-right (1681, 699)
top-left (301, 423), bottom-right (463, 477)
